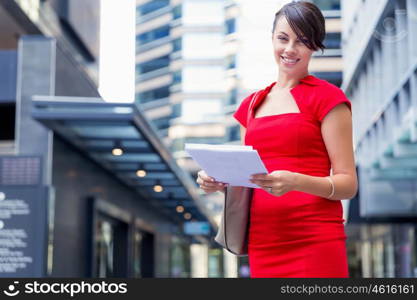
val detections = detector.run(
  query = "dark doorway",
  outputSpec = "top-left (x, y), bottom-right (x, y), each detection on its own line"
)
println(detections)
top-left (0, 103), bottom-right (15, 140)
top-left (132, 229), bottom-right (155, 277)
top-left (93, 214), bottom-right (129, 277)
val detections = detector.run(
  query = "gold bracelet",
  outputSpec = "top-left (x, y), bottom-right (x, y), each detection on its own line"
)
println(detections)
top-left (325, 176), bottom-right (335, 198)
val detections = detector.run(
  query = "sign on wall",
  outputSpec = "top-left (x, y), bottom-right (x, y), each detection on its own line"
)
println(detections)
top-left (0, 156), bottom-right (49, 277)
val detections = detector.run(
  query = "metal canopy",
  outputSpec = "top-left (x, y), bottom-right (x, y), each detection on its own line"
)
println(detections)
top-left (32, 96), bottom-right (214, 229)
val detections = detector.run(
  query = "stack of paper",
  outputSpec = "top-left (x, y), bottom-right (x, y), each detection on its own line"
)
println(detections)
top-left (185, 143), bottom-right (268, 188)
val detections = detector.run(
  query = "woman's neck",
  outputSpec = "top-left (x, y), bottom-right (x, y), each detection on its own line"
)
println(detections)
top-left (277, 71), bottom-right (309, 89)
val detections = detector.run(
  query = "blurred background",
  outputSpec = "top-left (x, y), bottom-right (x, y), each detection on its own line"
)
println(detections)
top-left (0, 0), bottom-right (416, 278)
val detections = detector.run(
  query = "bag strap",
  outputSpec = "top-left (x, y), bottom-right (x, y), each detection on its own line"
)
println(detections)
top-left (246, 91), bottom-right (261, 126)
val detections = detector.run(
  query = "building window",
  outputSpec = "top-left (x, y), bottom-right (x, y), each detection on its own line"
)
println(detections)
top-left (227, 89), bottom-right (237, 106)
top-left (173, 70), bottom-right (182, 85)
top-left (226, 55), bottom-right (236, 69)
top-left (324, 32), bottom-right (341, 49)
top-left (136, 85), bottom-right (170, 104)
top-left (153, 116), bottom-right (171, 130)
top-left (172, 38), bottom-right (182, 52)
top-left (137, 0), bottom-right (169, 17)
top-left (311, 0), bottom-right (340, 10)
top-left (173, 5), bottom-right (182, 20)
top-left (136, 25), bottom-right (170, 46)
top-left (229, 125), bottom-right (240, 142)
top-left (226, 19), bottom-right (236, 35)
top-left (172, 103), bottom-right (181, 119)
top-left (136, 55), bottom-right (170, 75)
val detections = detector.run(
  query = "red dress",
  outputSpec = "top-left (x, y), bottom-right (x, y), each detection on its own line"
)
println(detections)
top-left (233, 75), bottom-right (352, 278)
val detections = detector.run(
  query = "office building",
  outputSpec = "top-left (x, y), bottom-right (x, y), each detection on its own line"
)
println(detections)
top-left (0, 0), bottom-right (213, 278)
top-left (342, 0), bottom-right (417, 277)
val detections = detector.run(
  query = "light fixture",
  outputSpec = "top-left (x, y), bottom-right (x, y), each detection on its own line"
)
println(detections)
top-left (184, 213), bottom-right (192, 220)
top-left (136, 170), bottom-right (146, 177)
top-left (112, 140), bottom-right (123, 156)
top-left (176, 205), bottom-right (184, 213)
top-left (153, 180), bottom-right (163, 192)
top-left (136, 163), bottom-right (146, 177)
top-left (153, 185), bottom-right (163, 192)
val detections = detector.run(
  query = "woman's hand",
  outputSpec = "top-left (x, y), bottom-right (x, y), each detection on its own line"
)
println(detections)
top-left (196, 170), bottom-right (228, 194)
top-left (249, 170), bottom-right (298, 196)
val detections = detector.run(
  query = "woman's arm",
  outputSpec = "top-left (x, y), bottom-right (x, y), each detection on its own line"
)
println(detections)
top-left (294, 103), bottom-right (358, 200)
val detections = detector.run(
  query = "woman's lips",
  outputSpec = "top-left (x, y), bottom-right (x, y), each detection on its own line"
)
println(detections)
top-left (281, 56), bottom-right (300, 65)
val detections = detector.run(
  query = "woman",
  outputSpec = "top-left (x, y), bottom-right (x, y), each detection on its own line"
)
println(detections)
top-left (196, 1), bottom-right (358, 278)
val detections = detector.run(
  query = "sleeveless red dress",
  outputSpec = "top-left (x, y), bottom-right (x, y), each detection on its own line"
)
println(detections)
top-left (233, 75), bottom-right (351, 278)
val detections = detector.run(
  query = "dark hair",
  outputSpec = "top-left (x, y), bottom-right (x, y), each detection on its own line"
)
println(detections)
top-left (272, 1), bottom-right (326, 52)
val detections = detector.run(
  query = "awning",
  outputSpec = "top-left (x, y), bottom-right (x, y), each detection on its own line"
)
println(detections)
top-left (31, 96), bottom-right (215, 230)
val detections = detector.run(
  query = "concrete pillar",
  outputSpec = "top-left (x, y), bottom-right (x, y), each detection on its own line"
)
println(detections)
top-left (222, 249), bottom-right (238, 278)
top-left (406, 0), bottom-right (417, 61)
top-left (395, 0), bottom-right (408, 74)
top-left (190, 243), bottom-right (208, 277)
top-left (15, 36), bottom-right (55, 185)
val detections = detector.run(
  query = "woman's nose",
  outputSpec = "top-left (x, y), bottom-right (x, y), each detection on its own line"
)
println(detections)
top-left (285, 44), bottom-right (295, 54)
top-left (284, 43), bottom-right (296, 55)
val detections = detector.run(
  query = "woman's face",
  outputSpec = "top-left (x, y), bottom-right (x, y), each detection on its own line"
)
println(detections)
top-left (272, 16), bottom-right (314, 75)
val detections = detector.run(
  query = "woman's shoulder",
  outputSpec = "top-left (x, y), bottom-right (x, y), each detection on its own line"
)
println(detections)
top-left (305, 77), bottom-right (351, 121)
top-left (308, 76), bottom-right (346, 97)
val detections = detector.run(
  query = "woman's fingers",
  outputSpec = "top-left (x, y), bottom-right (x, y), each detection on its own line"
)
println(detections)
top-left (196, 170), bottom-right (228, 193)
top-left (198, 170), bottom-right (215, 182)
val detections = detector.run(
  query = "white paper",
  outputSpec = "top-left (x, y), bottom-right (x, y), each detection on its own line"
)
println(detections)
top-left (185, 143), bottom-right (268, 188)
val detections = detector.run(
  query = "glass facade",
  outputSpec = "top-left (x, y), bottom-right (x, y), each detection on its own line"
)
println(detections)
top-left (94, 220), bottom-right (114, 277)
top-left (137, 0), bottom-right (169, 17)
top-left (208, 248), bottom-right (224, 277)
top-left (169, 236), bottom-right (191, 277)
top-left (324, 32), bottom-right (341, 49)
top-left (136, 25), bottom-right (170, 46)
top-left (136, 85), bottom-right (170, 103)
top-left (347, 224), bottom-right (417, 278)
top-left (226, 18), bottom-right (236, 34)
top-left (226, 55), bottom-right (236, 69)
top-left (311, 0), bottom-right (341, 10)
top-left (173, 70), bottom-right (182, 85)
top-left (136, 55), bottom-right (170, 75)
top-left (173, 5), bottom-right (182, 20)
top-left (172, 38), bottom-right (182, 52)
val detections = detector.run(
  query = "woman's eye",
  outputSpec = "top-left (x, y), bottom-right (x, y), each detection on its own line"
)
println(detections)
top-left (278, 36), bottom-right (288, 41)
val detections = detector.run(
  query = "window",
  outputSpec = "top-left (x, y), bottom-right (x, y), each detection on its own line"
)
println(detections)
top-left (227, 89), bottom-right (237, 106)
top-left (172, 38), bottom-right (182, 52)
top-left (226, 55), bottom-right (236, 69)
top-left (229, 125), bottom-right (240, 142)
top-left (311, 0), bottom-right (340, 10)
top-left (153, 116), bottom-right (171, 130)
top-left (173, 5), bottom-right (182, 20)
top-left (173, 71), bottom-right (182, 85)
top-left (324, 32), bottom-right (341, 49)
top-left (137, 0), bottom-right (169, 16)
top-left (226, 19), bottom-right (236, 35)
top-left (136, 85), bottom-right (170, 104)
top-left (137, 55), bottom-right (169, 75)
top-left (172, 103), bottom-right (181, 119)
top-left (136, 25), bottom-right (170, 46)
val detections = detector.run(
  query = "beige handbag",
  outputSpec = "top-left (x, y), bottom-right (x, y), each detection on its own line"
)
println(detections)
top-left (214, 91), bottom-right (260, 256)
top-left (214, 186), bottom-right (253, 255)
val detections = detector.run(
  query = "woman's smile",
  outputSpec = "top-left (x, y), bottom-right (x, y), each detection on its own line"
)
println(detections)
top-left (280, 55), bottom-right (300, 66)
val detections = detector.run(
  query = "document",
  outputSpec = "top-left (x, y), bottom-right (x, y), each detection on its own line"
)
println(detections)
top-left (185, 143), bottom-right (268, 188)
